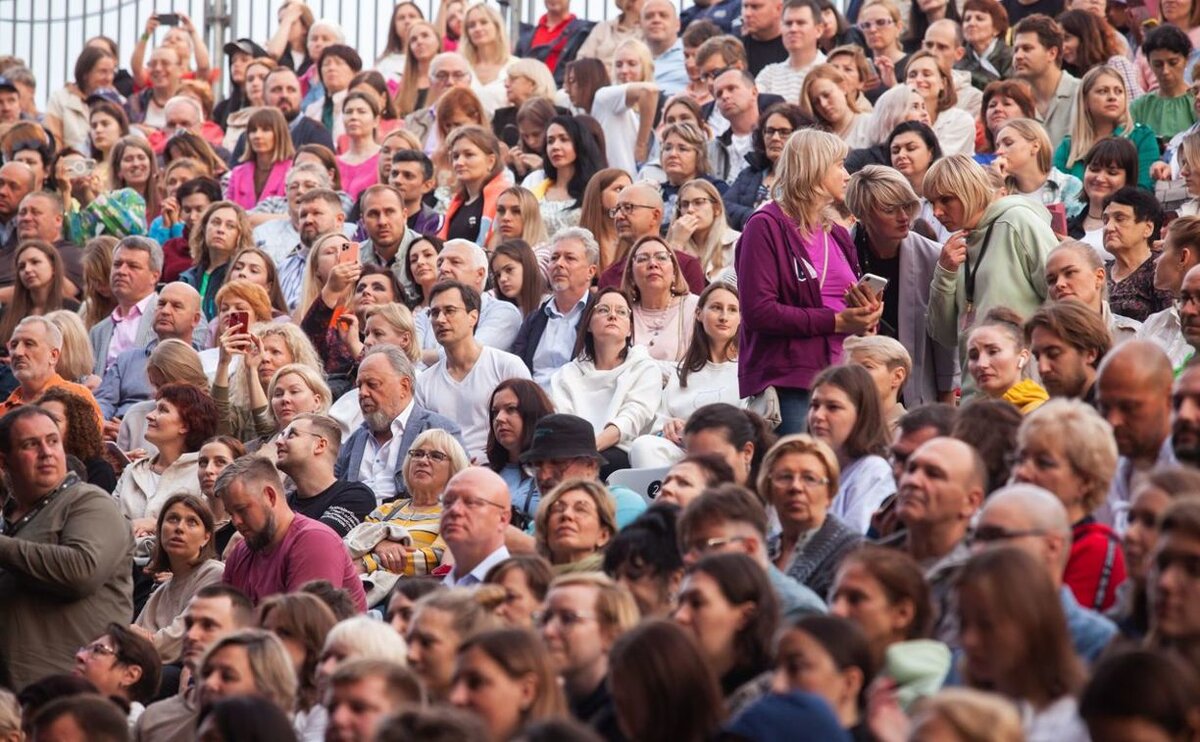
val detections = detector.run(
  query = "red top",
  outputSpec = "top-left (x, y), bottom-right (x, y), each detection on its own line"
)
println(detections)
top-left (1066, 519), bottom-right (1127, 612)
top-left (530, 13), bottom-right (578, 73)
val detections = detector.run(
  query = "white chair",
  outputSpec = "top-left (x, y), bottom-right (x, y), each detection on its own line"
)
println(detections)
top-left (606, 466), bottom-right (670, 505)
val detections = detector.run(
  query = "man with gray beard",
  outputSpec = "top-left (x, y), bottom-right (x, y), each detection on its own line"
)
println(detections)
top-left (334, 345), bottom-right (464, 505)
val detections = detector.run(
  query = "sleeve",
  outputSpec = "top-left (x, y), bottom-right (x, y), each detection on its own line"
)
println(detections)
top-left (316, 485), bottom-right (376, 537)
top-left (0, 492), bottom-right (131, 599)
top-left (93, 359), bottom-right (123, 419)
top-left (476, 300), bottom-right (523, 352)
top-left (840, 459), bottom-right (897, 534)
top-left (735, 218), bottom-right (838, 338)
top-left (609, 360), bottom-right (664, 445)
top-left (210, 382), bottom-right (241, 438)
top-left (591, 84), bottom-right (630, 118)
top-left (576, 21), bottom-right (605, 61)
top-left (926, 262), bottom-right (962, 350)
top-left (299, 296), bottom-right (336, 361)
top-left (1134, 126), bottom-right (1160, 190)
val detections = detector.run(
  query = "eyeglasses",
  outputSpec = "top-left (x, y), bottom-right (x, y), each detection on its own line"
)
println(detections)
top-left (534, 608), bottom-right (596, 628)
top-left (79, 642), bottom-right (118, 658)
top-left (762, 126), bottom-right (794, 140)
top-left (433, 70), bottom-right (470, 83)
top-left (428, 305), bottom-right (466, 320)
top-left (633, 251), bottom-right (673, 266)
top-left (968, 525), bottom-right (1046, 546)
top-left (594, 304), bottom-right (631, 318)
top-left (1005, 450), bottom-right (1063, 472)
top-left (608, 203), bottom-right (657, 219)
top-left (679, 197), bottom-right (715, 211)
top-left (684, 536), bottom-right (747, 555)
top-left (858, 17), bottom-right (895, 30)
top-left (442, 494), bottom-right (507, 511)
top-left (700, 66), bottom-right (731, 82)
top-left (548, 499), bottom-right (598, 518)
top-left (769, 471), bottom-right (830, 488)
top-left (408, 448), bottom-right (450, 462)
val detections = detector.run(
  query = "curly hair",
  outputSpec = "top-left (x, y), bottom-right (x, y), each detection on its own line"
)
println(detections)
top-left (37, 386), bottom-right (104, 460)
top-left (156, 382), bottom-right (219, 452)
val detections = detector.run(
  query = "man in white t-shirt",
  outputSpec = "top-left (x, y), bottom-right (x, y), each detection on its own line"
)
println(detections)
top-left (754, 0), bottom-right (825, 103)
top-left (713, 69), bottom-right (760, 183)
top-left (415, 239), bottom-right (522, 363)
top-left (415, 280), bottom-right (531, 462)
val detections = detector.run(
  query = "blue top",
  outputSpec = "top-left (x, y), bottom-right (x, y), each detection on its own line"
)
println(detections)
top-left (1061, 586), bottom-right (1117, 663)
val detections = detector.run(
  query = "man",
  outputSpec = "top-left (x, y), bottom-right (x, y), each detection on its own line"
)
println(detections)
top-left (740, 0), bottom-right (787, 74)
top-left (325, 659), bottom-right (424, 742)
top-left (1096, 340), bottom-right (1176, 533)
top-left (973, 484), bottom-right (1118, 662)
top-left (712, 69), bottom-right (761, 183)
top-left (0, 161), bottom-right (34, 250)
top-left (0, 406), bottom-right (131, 689)
top-left (415, 281), bottom-right (530, 462)
top-left (89, 236), bottom-right (161, 376)
top-left (158, 96), bottom-right (233, 162)
top-left (596, 184), bottom-right (706, 293)
top-left (889, 404), bottom-right (957, 483)
top-left (231, 67), bottom-right (334, 160)
top-left (1177, 265), bottom-right (1200, 362)
top-left (135, 585), bottom-right (256, 742)
top-left (1173, 362), bottom-right (1200, 466)
top-left (11, 190), bottom-right (83, 299)
top-left (1105, 187), bottom-right (1169, 323)
top-left (695, 36), bottom-right (784, 135)
top-left (642, 0), bottom-right (688, 97)
top-left (253, 164), bottom-right (336, 261)
top-left (28, 695), bottom-right (129, 742)
top-left (513, 228), bottom-right (598, 387)
top-left (923, 19), bottom-right (983, 116)
top-left (1144, 214), bottom-right (1200, 368)
top-left (277, 413), bottom-right (375, 537)
top-left (515, 0), bottom-right (595, 85)
top-left (416, 241), bottom-right (522, 361)
top-left (389, 150), bottom-right (441, 236)
top-left (129, 46), bottom-right (184, 129)
top-left (1147, 497), bottom-right (1200, 658)
top-left (335, 345), bottom-right (463, 504)
top-left (0, 74), bottom-right (20, 124)
top-left (438, 468), bottom-right (513, 586)
top-left (754, 0), bottom-right (824, 102)
top-left (683, 0), bottom-right (743, 33)
top-left (94, 282), bottom-right (203, 420)
top-left (405, 53), bottom-right (476, 153)
top-left (358, 185), bottom-right (422, 305)
top-left (277, 188), bottom-right (353, 311)
top-left (218, 456), bottom-right (368, 610)
top-left (1025, 300), bottom-right (1112, 403)
top-left (1012, 14), bottom-right (1078, 143)
top-left (892, 436), bottom-right (986, 642)
top-left (2, 317), bottom-right (102, 418)
top-left (678, 483), bottom-right (827, 619)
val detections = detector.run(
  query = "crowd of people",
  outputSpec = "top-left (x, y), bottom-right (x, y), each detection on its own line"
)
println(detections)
top-left (3, 0), bottom-right (1200, 740)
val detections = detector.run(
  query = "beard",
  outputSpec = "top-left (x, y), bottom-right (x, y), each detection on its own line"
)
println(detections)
top-left (1173, 420), bottom-right (1200, 467)
top-left (364, 410), bottom-right (394, 434)
top-left (245, 511), bottom-right (277, 551)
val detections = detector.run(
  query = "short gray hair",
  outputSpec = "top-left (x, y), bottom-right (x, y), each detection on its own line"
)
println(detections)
top-left (286, 162), bottom-right (332, 189)
top-left (307, 19), bottom-right (346, 44)
top-left (549, 227), bottom-right (600, 266)
top-left (430, 52), bottom-right (471, 81)
top-left (164, 96), bottom-right (203, 124)
top-left (361, 344), bottom-right (416, 386)
top-left (115, 235), bottom-right (164, 274)
top-left (14, 316), bottom-right (62, 350)
top-left (213, 455), bottom-right (284, 500)
top-left (443, 239), bottom-right (489, 282)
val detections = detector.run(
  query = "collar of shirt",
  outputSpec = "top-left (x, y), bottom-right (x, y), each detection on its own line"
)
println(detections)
top-left (544, 291), bottom-right (589, 319)
top-left (112, 291), bottom-right (156, 324)
top-left (369, 397), bottom-right (416, 449)
top-left (537, 13), bottom-right (576, 35)
top-left (446, 544), bottom-right (511, 586)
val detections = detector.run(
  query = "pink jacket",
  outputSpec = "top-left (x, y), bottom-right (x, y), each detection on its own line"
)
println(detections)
top-left (225, 159), bottom-right (291, 210)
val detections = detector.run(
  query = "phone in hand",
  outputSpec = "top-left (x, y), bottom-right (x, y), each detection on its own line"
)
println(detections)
top-left (1047, 203), bottom-right (1068, 235)
top-left (860, 273), bottom-right (889, 297)
top-left (337, 241), bottom-right (359, 265)
top-left (157, 13), bottom-right (180, 25)
top-left (105, 441), bottom-right (131, 465)
top-left (226, 310), bottom-right (250, 335)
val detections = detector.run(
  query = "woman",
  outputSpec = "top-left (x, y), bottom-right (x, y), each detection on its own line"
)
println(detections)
top-left (460, 4), bottom-right (515, 112)
top-left (827, 45), bottom-right (874, 110)
top-left (858, 0), bottom-right (907, 93)
top-left (487, 379), bottom-right (555, 528)
top-left (335, 92), bottom-right (383, 201)
top-left (1012, 399), bottom-right (1126, 612)
top-left (305, 44), bottom-right (362, 140)
top-left (489, 239), bottom-right (546, 320)
top-left (1081, 650), bottom-right (1200, 742)
top-left (1060, 10), bottom-right (1141, 100)
top-left (197, 698), bottom-right (297, 742)
top-left (806, 364), bottom-right (895, 533)
top-left (1106, 194), bottom-right (1173, 323)
top-left (407, 589), bottom-right (499, 701)
top-left (578, 169), bottom-right (632, 271)
top-left (223, 57), bottom-right (276, 152)
top-left (668, 181), bottom-right (739, 282)
top-left (38, 386), bottom-right (114, 491)
top-left (761, 435), bottom-right (863, 598)
top-left (0, 240), bottom-right (79, 348)
top-left (490, 188), bottom-right (549, 254)
top-left (904, 0), bottom-right (960, 52)
top-left (673, 552), bottom-right (778, 703)
top-left (1067, 138), bottom-right (1139, 250)
top-left (133, 493), bottom-right (225, 661)
top-left (345, 73), bottom-right (401, 153)
top-left (376, 2), bottom-right (425, 82)
top-left (450, 628), bottom-right (566, 741)
top-left (1045, 239), bottom-right (1143, 340)
top-left (181, 201), bottom-right (255, 320)
top-left (197, 435), bottom-right (246, 558)
top-left (1136, 0), bottom-right (1200, 93)
top-left (394, 21), bottom-right (442, 117)
top-left (578, 0), bottom-right (646, 64)
top-left (225, 108), bottom-right (294, 210)
top-left (726, 103), bottom-right (810, 230)
top-left (818, 5), bottom-right (868, 55)
top-left (344, 430), bottom-right (470, 603)
top-left (71, 625), bottom-right (160, 727)
top-left (959, 0), bottom-right (1012, 89)
top-left (773, 616), bottom-right (875, 740)
top-left (621, 236), bottom-right (701, 364)
top-left (1054, 66), bottom-right (1158, 190)
top-left (965, 307), bottom-right (1048, 413)
top-left (683, 403), bottom-right (777, 488)
top-left (439, 126), bottom-right (507, 245)
top-left (117, 340), bottom-right (210, 456)
top-left (493, 58), bottom-right (560, 144)
top-left (565, 57), bottom-right (658, 175)
top-left (113, 383), bottom-right (218, 536)
top-left (850, 84), bottom-right (930, 172)
top-left (976, 79), bottom-right (1037, 166)
top-left (257, 593), bottom-right (337, 740)
top-left (508, 98), bottom-right (556, 184)
top-left (888, 121), bottom-right (949, 241)
top-left (46, 46), bottom-right (117, 152)
top-left (657, 453), bottom-right (736, 508)
top-left (266, 366), bottom-right (332, 451)
top-left (739, 130), bottom-right (879, 434)
top-left (229, 246), bottom-right (289, 316)
top-left (110, 135), bottom-right (162, 221)
top-left (1132, 24), bottom-right (1196, 140)
top-left (904, 50), bottom-right (975, 156)
top-left (329, 301), bottom-right (423, 432)
top-left (800, 65), bottom-right (871, 149)
top-left (523, 115), bottom-right (605, 235)
top-left (88, 99), bottom-right (130, 185)
top-left (608, 620), bottom-right (726, 742)
top-left (404, 234), bottom-right (445, 310)
top-left (534, 479), bottom-right (619, 574)
top-left (955, 548), bottom-right (1088, 739)
top-left (550, 288), bottom-right (661, 475)
top-left (316, 615), bottom-right (410, 692)
top-left (993, 118), bottom-right (1084, 219)
top-left (484, 555), bottom-right (555, 629)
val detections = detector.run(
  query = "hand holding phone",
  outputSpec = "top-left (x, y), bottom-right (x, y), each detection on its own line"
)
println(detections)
top-left (226, 310), bottom-right (250, 336)
top-left (859, 273), bottom-right (889, 297)
top-left (157, 13), bottom-right (180, 26)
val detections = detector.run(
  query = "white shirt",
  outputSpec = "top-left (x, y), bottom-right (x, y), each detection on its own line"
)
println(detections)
top-left (416, 292), bottom-right (523, 355)
top-left (932, 107), bottom-right (977, 157)
top-left (443, 544), bottom-right (510, 587)
top-left (1140, 306), bottom-right (1193, 369)
top-left (358, 398), bottom-right (415, 505)
top-left (591, 84), bottom-right (641, 175)
top-left (415, 346), bottom-right (531, 462)
top-left (532, 293), bottom-right (589, 388)
top-left (252, 218), bottom-right (301, 268)
top-left (754, 51), bottom-right (825, 103)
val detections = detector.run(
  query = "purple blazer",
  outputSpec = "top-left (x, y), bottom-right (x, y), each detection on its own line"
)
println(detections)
top-left (736, 201), bottom-right (860, 397)
top-left (225, 159), bottom-right (291, 210)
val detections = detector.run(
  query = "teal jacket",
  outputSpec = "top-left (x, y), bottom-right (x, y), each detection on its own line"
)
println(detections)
top-left (1052, 122), bottom-right (1159, 190)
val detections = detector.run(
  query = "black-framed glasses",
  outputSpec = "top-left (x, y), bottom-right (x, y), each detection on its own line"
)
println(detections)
top-left (533, 608), bottom-right (596, 628)
top-left (607, 203), bottom-right (657, 219)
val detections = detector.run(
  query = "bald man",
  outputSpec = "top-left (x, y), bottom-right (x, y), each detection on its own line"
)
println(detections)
top-left (893, 436), bottom-right (986, 642)
top-left (1096, 340), bottom-right (1177, 532)
top-left (597, 183), bottom-right (707, 294)
top-left (439, 468), bottom-right (513, 586)
top-left (642, 0), bottom-right (687, 96)
top-left (974, 485), bottom-right (1118, 662)
top-left (0, 161), bottom-right (35, 250)
top-left (923, 19), bottom-right (983, 116)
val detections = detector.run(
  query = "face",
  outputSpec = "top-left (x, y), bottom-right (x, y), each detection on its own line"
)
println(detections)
top-left (761, 113), bottom-right (795, 162)
top-left (631, 241), bottom-right (677, 296)
top-left (956, 585), bottom-right (1024, 687)
top-left (90, 111), bottom-right (122, 151)
top-left (830, 562), bottom-right (910, 652)
top-left (1151, 49), bottom-right (1189, 94)
top-left (807, 383), bottom-right (858, 453)
top-left (1011, 436), bottom-right (1092, 516)
top-left (985, 94), bottom-right (1025, 135)
top-left (1086, 74), bottom-right (1126, 124)
top-left (994, 126), bottom-right (1038, 173)
top-left (1044, 249), bottom-right (1104, 309)
top-left (220, 478), bottom-right (278, 551)
top-left (118, 145), bottom-right (152, 187)
top-left (672, 571), bottom-right (748, 669)
top-left (408, 240), bottom-right (439, 286)
top-left (809, 77), bottom-right (850, 125)
top-left (362, 314), bottom-right (411, 353)
top-left (180, 192), bottom-right (214, 231)
top-left (15, 247), bottom-right (52, 291)
top-left (589, 291), bottom-right (633, 347)
top-left (1012, 32), bottom-right (1056, 79)
top-left (148, 48), bottom-right (181, 91)
top-left (548, 237), bottom-right (595, 296)
top-left (1062, 33), bottom-right (1080, 66)
top-left (390, 160), bottom-right (432, 205)
top-left (505, 73), bottom-right (536, 105)
top-left (244, 63), bottom-right (271, 106)
top-left (518, 118), bottom-right (545, 153)
top-left (432, 60), bottom-right (472, 94)
top-left (905, 57), bottom-right (943, 102)
top-left (387, 592), bottom-right (416, 635)
top-left (258, 334), bottom-right (293, 386)
top-left (1098, 363), bottom-right (1174, 461)
top-left (1030, 326), bottom-right (1094, 399)
top-left (199, 645), bottom-right (259, 707)
top-left (356, 355), bottom-right (411, 433)
top-left (1084, 159), bottom-right (1128, 203)
top-left (271, 376), bottom-right (321, 435)
top-left (713, 71), bottom-right (755, 119)
top-left (181, 596), bottom-right (239, 668)
top-left (298, 199), bottom-right (344, 247)
top-left (439, 472), bottom-right (510, 550)
top-left (265, 70), bottom-right (302, 115)
top-left (961, 9), bottom-right (996, 47)
top-left (966, 325), bottom-right (1026, 397)
top-left (73, 634), bottom-right (137, 698)
top-left (769, 451), bottom-right (833, 530)
top-left (342, 97), bottom-right (377, 136)
top-left (540, 585), bottom-right (609, 679)
top-left (203, 207), bottom-right (241, 257)
top-left (0, 164), bottom-right (32, 219)
top-left (353, 273), bottom-right (397, 317)
top-left (159, 501), bottom-right (212, 564)
top-left (1155, 236), bottom-right (1193, 293)
top-left (197, 441), bottom-right (237, 498)
top-left (1125, 484), bottom-right (1171, 581)
top-left (406, 607), bottom-right (461, 698)
top-left (1174, 366), bottom-right (1200, 465)
top-left (614, 46), bottom-right (644, 84)
top-left (1163, 0), bottom-right (1195, 22)
top-left (307, 25), bottom-right (340, 62)
top-left (325, 675), bottom-right (396, 742)
top-left (657, 461), bottom-right (709, 508)
top-left (449, 646), bottom-right (532, 742)
top-left (890, 132), bottom-right (933, 179)
top-left (248, 124), bottom-right (276, 156)
top-left (490, 388), bottom-right (524, 454)
top-left (8, 323), bottom-right (59, 388)
top-left (429, 285), bottom-right (478, 346)
top-left (494, 568), bottom-right (541, 628)
top-left (772, 628), bottom-right (856, 718)
top-left (145, 398), bottom-right (188, 447)
top-left (547, 489), bottom-right (611, 563)
top-left (408, 24), bottom-right (439, 60)
top-left (544, 123), bottom-right (576, 171)
top-left (684, 428), bottom-right (753, 485)
top-left (858, 4), bottom-right (898, 50)
top-left (1103, 202), bottom-right (1153, 254)
top-left (450, 139), bottom-right (496, 187)
top-left (699, 287), bottom-right (739, 348)
top-left (403, 441), bottom-right (453, 496)
top-left (229, 252), bottom-right (270, 289)
top-left (782, 5), bottom-right (819, 53)
top-left (661, 133), bottom-right (700, 182)
top-left (827, 54), bottom-right (863, 93)
top-left (641, 0), bottom-right (679, 43)
top-left (465, 7), bottom-right (498, 47)
top-left (602, 175), bottom-right (631, 212)
top-left (896, 439), bottom-right (976, 527)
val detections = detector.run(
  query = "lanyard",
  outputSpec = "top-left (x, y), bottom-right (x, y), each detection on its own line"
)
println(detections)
top-left (963, 222), bottom-right (998, 311)
top-left (0, 473), bottom-right (80, 537)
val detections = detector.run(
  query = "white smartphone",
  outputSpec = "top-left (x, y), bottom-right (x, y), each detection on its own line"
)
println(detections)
top-left (860, 273), bottom-right (889, 295)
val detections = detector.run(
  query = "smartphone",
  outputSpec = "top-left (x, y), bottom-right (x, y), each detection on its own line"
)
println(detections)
top-left (105, 441), bottom-right (131, 465)
top-left (501, 123), bottom-right (519, 148)
top-left (226, 310), bottom-right (250, 335)
top-left (337, 242), bottom-right (359, 265)
top-left (860, 273), bottom-right (889, 296)
top-left (156, 13), bottom-right (180, 26)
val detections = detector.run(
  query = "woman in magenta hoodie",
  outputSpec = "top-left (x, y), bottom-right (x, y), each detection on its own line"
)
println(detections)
top-left (736, 129), bottom-right (884, 435)
top-left (224, 108), bottom-right (294, 209)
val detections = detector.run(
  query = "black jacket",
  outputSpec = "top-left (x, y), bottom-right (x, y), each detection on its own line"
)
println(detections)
top-left (724, 151), bottom-right (770, 229)
top-left (511, 293), bottom-right (594, 373)
top-left (516, 18), bottom-right (596, 86)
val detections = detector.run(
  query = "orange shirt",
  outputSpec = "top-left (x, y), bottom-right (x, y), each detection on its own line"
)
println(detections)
top-left (1, 373), bottom-right (104, 433)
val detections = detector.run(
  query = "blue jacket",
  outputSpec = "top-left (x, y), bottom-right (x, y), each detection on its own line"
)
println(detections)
top-left (94, 340), bottom-right (158, 419)
top-left (334, 405), bottom-right (465, 501)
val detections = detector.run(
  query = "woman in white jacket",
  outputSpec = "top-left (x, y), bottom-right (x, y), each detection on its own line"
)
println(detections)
top-left (550, 287), bottom-right (662, 476)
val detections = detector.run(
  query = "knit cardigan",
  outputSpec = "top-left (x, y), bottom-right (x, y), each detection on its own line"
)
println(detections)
top-left (770, 514), bottom-right (863, 599)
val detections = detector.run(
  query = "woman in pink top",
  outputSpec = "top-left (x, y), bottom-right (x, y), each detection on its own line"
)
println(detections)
top-left (335, 91), bottom-right (383, 201)
top-left (224, 108), bottom-right (294, 209)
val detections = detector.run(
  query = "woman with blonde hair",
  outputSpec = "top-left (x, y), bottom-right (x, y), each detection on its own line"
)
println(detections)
top-left (1054, 65), bottom-right (1158, 189)
top-left (225, 107), bottom-right (295, 209)
top-left (738, 128), bottom-right (880, 434)
top-left (965, 306), bottom-right (1048, 413)
top-left (45, 310), bottom-right (96, 388)
top-left (903, 688), bottom-right (1024, 742)
top-left (394, 21), bottom-right (442, 117)
top-left (265, 363), bottom-right (332, 435)
top-left (80, 235), bottom-right (118, 328)
top-left (667, 179), bottom-right (739, 280)
top-left (857, 0), bottom-right (907, 90)
top-left (578, 0), bottom-right (646, 65)
top-left (800, 65), bottom-right (871, 148)
top-left (992, 117), bottom-right (1083, 218)
top-left (534, 479), bottom-right (619, 574)
top-left (198, 629), bottom-right (299, 717)
top-left (492, 58), bottom-right (561, 142)
top-left (903, 49), bottom-right (975, 156)
top-left (490, 186), bottom-right (550, 251)
top-left (181, 201), bottom-right (256, 320)
top-left (460, 3), bottom-right (514, 111)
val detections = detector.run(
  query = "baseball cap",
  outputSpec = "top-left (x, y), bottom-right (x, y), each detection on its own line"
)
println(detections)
top-left (223, 38), bottom-right (268, 59)
top-left (0, 76), bottom-right (17, 94)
